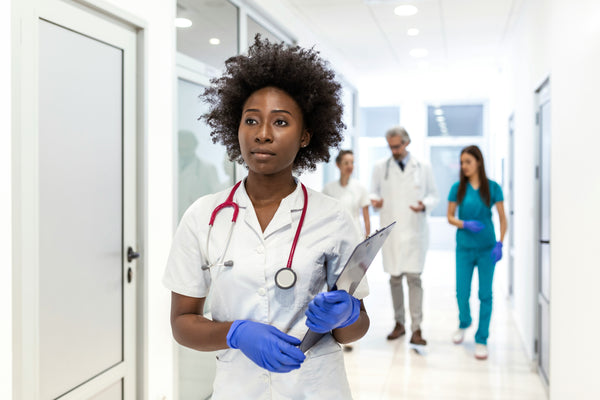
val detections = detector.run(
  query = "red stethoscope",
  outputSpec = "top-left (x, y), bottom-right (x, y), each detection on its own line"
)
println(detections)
top-left (202, 180), bottom-right (308, 290)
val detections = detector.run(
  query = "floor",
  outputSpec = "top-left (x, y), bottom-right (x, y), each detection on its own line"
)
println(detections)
top-left (343, 250), bottom-right (548, 400)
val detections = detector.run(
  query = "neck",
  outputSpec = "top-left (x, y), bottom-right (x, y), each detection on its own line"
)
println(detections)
top-left (245, 170), bottom-right (297, 206)
top-left (339, 175), bottom-right (350, 186)
top-left (469, 175), bottom-right (480, 186)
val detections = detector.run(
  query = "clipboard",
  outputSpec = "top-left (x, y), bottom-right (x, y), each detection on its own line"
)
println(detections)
top-left (299, 221), bottom-right (396, 353)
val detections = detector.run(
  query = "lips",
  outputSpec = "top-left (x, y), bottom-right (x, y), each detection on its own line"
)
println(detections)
top-left (250, 148), bottom-right (275, 158)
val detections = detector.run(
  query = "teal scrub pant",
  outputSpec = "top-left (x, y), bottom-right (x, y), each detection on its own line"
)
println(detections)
top-left (456, 246), bottom-right (496, 345)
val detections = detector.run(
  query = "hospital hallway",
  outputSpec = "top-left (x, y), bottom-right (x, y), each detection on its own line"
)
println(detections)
top-left (344, 250), bottom-right (547, 400)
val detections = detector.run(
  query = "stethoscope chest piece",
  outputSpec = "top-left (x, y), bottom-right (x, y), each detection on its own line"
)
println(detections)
top-left (275, 267), bottom-right (297, 290)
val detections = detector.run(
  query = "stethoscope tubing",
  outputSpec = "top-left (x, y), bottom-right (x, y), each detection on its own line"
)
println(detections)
top-left (204, 181), bottom-right (308, 283)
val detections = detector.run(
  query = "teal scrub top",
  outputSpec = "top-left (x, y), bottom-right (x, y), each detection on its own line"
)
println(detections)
top-left (448, 180), bottom-right (504, 249)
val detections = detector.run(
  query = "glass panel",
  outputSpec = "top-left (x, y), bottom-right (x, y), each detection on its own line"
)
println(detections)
top-left (90, 380), bottom-right (123, 400)
top-left (359, 106), bottom-right (400, 138)
top-left (38, 20), bottom-right (123, 399)
top-left (427, 104), bottom-right (483, 137)
top-left (176, 0), bottom-right (238, 70)
top-left (177, 77), bottom-right (231, 400)
top-left (540, 101), bottom-right (551, 240)
top-left (429, 146), bottom-right (464, 217)
top-left (177, 78), bottom-right (234, 219)
top-left (247, 16), bottom-right (281, 45)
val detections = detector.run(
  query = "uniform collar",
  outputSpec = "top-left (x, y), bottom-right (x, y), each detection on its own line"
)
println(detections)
top-left (234, 178), bottom-right (306, 238)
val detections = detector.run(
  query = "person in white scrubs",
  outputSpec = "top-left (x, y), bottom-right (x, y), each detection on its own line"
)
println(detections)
top-left (163, 36), bottom-right (370, 399)
top-left (371, 126), bottom-right (439, 345)
top-left (323, 150), bottom-right (371, 239)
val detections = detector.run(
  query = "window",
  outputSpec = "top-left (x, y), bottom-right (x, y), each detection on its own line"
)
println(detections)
top-left (176, 0), bottom-right (239, 71)
top-left (427, 104), bottom-right (483, 137)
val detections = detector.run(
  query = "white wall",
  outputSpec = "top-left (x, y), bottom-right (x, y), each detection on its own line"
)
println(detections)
top-left (549, 0), bottom-right (600, 398)
top-left (97, 1), bottom-right (177, 399)
top-left (501, 0), bottom-right (552, 360)
top-left (2, 0), bottom-right (12, 398)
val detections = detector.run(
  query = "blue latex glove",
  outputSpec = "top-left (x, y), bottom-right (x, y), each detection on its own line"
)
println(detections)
top-left (491, 241), bottom-right (503, 262)
top-left (463, 220), bottom-right (485, 233)
top-left (305, 290), bottom-right (361, 333)
top-left (226, 320), bottom-right (306, 373)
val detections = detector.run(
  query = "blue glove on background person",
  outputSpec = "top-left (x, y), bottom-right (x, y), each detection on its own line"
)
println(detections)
top-left (305, 290), bottom-right (361, 333)
top-left (491, 241), bottom-right (503, 262)
top-left (226, 320), bottom-right (306, 373)
top-left (463, 220), bottom-right (485, 233)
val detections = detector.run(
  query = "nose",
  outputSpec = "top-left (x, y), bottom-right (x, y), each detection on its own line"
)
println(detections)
top-left (255, 123), bottom-right (273, 143)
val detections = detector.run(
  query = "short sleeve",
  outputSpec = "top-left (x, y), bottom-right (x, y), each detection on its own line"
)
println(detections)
top-left (448, 182), bottom-right (460, 202)
top-left (358, 183), bottom-right (370, 208)
top-left (162, 206), bottom-right (211, 298)
top-left (491, 180), bottom-right (504, 203)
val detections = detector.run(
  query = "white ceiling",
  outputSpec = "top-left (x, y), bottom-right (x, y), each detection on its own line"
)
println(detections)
top-left (268, 0), bottom-right (520, 80)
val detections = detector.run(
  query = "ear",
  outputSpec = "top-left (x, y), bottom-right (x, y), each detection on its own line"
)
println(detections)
top-left (300, 129), bottom-right (311, 148)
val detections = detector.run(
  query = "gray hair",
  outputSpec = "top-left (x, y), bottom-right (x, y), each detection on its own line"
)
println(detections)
top-left (385, 126), bottom-right (411, 144)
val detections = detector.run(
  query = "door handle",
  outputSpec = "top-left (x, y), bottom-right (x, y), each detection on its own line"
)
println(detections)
top-left (127, 246), bottom-right (140, 262)
top-left (540, 240), bottom-right (550, 244)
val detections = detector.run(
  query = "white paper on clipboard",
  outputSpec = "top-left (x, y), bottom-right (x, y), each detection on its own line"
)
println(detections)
top-left (299, 221), bottom-right (396, 353)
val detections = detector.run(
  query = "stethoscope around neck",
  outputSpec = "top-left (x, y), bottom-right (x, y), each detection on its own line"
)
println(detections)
top-left (201, 180), bottom-right (308, 290)
top-left (384, 156), bottom-right (419, 180)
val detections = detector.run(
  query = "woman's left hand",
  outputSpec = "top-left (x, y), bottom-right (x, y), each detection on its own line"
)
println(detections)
top-left (491, 241), bottom-right (503, 262)
top-left (305, 290), bottom-right (360, 333)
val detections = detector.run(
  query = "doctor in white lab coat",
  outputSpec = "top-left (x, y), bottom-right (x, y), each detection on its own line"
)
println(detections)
top-left (371, 126), bottom-right (439, 345)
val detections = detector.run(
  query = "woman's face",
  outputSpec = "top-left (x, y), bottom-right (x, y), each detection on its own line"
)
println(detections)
top-left (337, 154), bottom-right (354, 177)
top-left (238, 87), bottom-right (310, 177)
top-left (460, 152), bottom-right (480, 178)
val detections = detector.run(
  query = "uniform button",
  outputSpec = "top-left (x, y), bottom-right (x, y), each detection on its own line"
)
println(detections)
top-left (257, 288), bottom-right (266, 296)
top-left (256, 245), bottom-right (264, 254)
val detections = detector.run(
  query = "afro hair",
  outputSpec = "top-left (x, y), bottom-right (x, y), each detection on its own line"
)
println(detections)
top-left (201, 35), bottom-right (346, 172)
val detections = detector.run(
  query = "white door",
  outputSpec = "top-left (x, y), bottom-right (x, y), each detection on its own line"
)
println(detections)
top-left (16, 1), bottom-right (138, 398)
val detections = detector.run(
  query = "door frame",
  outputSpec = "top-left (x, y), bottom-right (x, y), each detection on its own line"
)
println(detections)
top-left (11, 0), bottom-right (147, 398)
top-left (534, 77), bottom-right (551, 390)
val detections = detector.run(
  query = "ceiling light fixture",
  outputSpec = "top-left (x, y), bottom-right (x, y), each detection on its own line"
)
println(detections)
top-left (407, 28), bottom-right (419, 36)
top-left (434, 109), bottom-right (444, 116)
top-left (175, 17), bottom-right (192, 28)
top-left (394, 5), bottom-right (418, 17)
top-left (209, 38), bottom-right (221, 45)
top-left (409, 48), bottom-right (428, 58)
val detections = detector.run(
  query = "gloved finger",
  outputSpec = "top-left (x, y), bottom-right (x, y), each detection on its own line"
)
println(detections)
top-left (305, 319), bottom-right (330, 333)
top-left (321, 290), bottom-right (351, 304)
top-left (307, 299), bottom-right (332, 317)
top-left (305, 307), bottom-right (332, 327)
top-left (275, 342), bottom-right (306, 364)
top-left (268, 327), bottom-right (302, 346)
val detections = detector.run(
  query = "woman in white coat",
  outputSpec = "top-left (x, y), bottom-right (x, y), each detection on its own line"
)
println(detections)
top-left (371, 126), bottom-right (438, 345)
top-left (163, 36), bottom-right (370, 399)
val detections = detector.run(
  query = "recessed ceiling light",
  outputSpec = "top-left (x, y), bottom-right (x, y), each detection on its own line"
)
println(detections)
top-left (209, 37), bottom-right (221, 45)
top-left (434, 108), bottom-right (444, 116)
top-left (436, 116), bottom-right (445, 122)
top-left (394, 5), bottom-right (418, 17)
top-left (407, 28), bottom-right (419, 36)
top-left (409, 48), bottom-right (429, 58)
top-left (175, 18), bottom-right (192, 28)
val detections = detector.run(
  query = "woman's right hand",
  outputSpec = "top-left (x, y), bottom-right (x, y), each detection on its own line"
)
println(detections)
top-left (462, 220), bottom-right (485, 233)
top-left (226, 320), bottom-right (306, 373)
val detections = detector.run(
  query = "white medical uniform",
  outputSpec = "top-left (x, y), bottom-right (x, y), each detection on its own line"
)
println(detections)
top-left (322, 178), bottom-right (370, 237)
top-left (163, 179), bottom-right (369, 400)
top-left (371, 155), bottom-right (439, 274)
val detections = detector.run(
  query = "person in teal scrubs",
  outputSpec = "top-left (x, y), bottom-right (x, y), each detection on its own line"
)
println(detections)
top-left (447, 145), bottom-right (507, 360)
